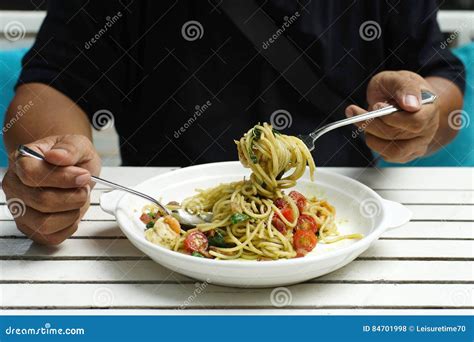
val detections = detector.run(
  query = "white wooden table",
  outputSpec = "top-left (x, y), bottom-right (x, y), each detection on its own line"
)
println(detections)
top-left (1, 167), bottom-right (473, 315)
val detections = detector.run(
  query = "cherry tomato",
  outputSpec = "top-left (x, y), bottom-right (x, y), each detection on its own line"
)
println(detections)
top-left (273, 198), bottom-right (294, 222)
top-left (274, 198), bottom-right (287, 209)
top-left (293, 229), bottom-right (317, 257)
top-left (297, 214), bottom-right (319, 233)
top-left (184, 231), bottom-right (208, 253)
top-left (271, 216), bottom-right (287, 233)
top-left (289, 191), bottom-right (307, 212)
top-left (140, 213), bottom-right (153, 224)
top-left (280, 207), bottom-right (294, 222)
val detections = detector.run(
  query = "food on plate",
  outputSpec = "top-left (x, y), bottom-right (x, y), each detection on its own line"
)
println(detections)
top-left (142, 123), bottom-right (362, 260)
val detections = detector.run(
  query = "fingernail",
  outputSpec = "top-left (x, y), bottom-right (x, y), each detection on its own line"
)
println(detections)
top-left (345, 108), bottom-right (353, 117)
top-left (84, 184), bottom-right (91, 196)
top-left (51, 148), bottom-right (68, 156)
top-left (373, 102), bottom-right (387, 110)
top-left (75, 173), bottom-right (90, 186)
top-left (404, 95), bottom-right (419, 108)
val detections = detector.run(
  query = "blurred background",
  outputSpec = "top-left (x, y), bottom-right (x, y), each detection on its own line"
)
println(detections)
top-left (0, 0), bottom-right (473, 167)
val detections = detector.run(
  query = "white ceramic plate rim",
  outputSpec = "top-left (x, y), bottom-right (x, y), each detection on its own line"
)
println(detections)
top-left (103, 161), bottom-right (410, 269)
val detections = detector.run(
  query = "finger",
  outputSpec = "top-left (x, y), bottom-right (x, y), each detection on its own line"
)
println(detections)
top-left (363, 118), bottom-right (420, 140)
top-left (42, 135), bottom-right (96, 166)
top-left (18, 222), bottom-right (79, 245)
top-left (370, 71), bottom-right (424, 111)
top-left (15, 206), bottom-right (81, 235)
top-left (365, 134), bottom-right (429, 163)
top-left (345, 105), bottom-right (414, 140)
top-left (379, 106), bottom-right (437, 134)
top-left (14, 156), bottom-right (91, 188)
top-left (3, 172), bottom-right (90, 213)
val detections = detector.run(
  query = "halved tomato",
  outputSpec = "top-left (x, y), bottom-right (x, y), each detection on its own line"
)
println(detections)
top-left (273, 198), bottom-right (294, 222)
top-left (297, 214), bottom-right (319, 233)
top-left (293, 229), bottom-right (317, 257)
top-left (271, 216), bottom-right (286, 233)
top-left (289, 191), bottom-right (307, 213)
top-left (184, 231), bottom-right (208, 253)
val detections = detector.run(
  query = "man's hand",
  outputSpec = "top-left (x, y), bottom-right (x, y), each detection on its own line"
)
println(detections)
top-left (345, 70), bottom-right (440, 163)
top-left (2, 135), bottom-right (101, 245)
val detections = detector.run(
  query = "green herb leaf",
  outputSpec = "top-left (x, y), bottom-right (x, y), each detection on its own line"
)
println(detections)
top-left (147, 212), bottom-right (156, 219)
top-left (208, 228), bottom-right (228, 247)
top-left (248, 127), bottom-right (262, 164)
top-left (146, 222), bottom-right (155, 229)
top-left (252, 127), bottom-right (262, 140)
top-left (230, 213), bottom-right (250, 225)
top-left (191, 251), bottom-right (204, 258)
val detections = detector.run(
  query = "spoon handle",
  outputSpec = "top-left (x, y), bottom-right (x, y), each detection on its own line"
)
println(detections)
top-left (16, 145), bottom-right (170, 215)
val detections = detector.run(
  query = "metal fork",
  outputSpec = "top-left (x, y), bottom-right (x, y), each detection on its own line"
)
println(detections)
top-left (17, 145), bottom-right (210, 226)
top-left (298, 91), bottom-right (437, 151)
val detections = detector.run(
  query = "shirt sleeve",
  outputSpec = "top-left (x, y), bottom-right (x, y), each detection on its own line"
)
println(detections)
top-left (16, 0), bottom-right (129, 126)
top-left (384, 0), bottom-right (466, 94)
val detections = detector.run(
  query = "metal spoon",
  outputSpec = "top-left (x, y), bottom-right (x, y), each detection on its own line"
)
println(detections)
top-left (17, 145), bottom-right (210, 227)
top-left (298, 90), bottom-right (437, 151)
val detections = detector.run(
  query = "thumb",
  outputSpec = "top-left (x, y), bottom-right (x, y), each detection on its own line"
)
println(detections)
top-left (43, 135), bottom-right (95, 166)
top-left (379, 73), bottom-right (422, 112)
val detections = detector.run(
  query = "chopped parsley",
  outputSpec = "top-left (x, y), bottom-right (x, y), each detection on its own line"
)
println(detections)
top-left (230, 212), bottom-right (250, 224)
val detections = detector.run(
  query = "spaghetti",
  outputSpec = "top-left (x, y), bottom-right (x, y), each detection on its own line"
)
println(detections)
top-left (142, 123), bottom-right (362, 260)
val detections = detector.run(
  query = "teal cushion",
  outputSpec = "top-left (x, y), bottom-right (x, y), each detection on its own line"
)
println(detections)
top-left (378, 43), bottom-right (474, 167)
top-left (0, 48), bottom-right (28, 166)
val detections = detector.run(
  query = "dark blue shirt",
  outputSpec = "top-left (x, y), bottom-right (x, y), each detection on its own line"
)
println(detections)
top-left (17, 0), bottom-right (465, 166)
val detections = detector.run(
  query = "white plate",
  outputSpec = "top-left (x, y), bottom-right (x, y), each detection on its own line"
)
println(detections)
top-left (100, 161), bottom-right (411, 287)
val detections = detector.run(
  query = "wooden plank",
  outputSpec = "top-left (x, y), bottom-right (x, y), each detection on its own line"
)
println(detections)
top-left (2, 203), bottom-right (472, 221)
top-left (0, 167), bottom-right (176, 193)
top-left (376, 190), bottom-right (474, 204)
top-left (380, 221), bottom-right (474, 239)
top-left (1, 260), bottom-right (471, 282)
top-left (0, 221), bottom-right (123, 237)
top-left (0, 238), bottom-right (472, 259)
top-left (2, 283), bottom-right (472, 308)
top-left (324, 167), bottom-right (473, 190)
top-left (1, 221), bottom-right (473, 239)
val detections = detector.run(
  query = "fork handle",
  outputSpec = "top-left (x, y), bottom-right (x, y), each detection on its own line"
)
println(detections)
top-left (16, 145), bottom-right (171, 215)
top-left (310, 90), bottom-right (437, 142)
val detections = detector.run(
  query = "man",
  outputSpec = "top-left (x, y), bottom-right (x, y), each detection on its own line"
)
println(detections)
top-left (2, 0), bottom-right (465, 245)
